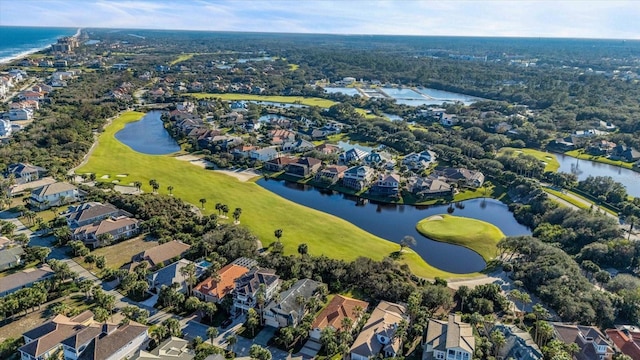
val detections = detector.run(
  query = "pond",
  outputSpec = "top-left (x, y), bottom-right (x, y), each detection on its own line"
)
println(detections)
top-left (555, 153), bottom-right (640, 197)
top-left (322, 86), bottom-right (482, 106)
top-left (257, 178), bottom-right (531, 274)
top-left (115, 111), bottom-right (181, 155)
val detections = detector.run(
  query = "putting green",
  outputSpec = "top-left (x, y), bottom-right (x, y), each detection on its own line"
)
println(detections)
top-left (78, 111), bottom-right (478, 279)
top-left (416, 214), bottom-right (505, 261)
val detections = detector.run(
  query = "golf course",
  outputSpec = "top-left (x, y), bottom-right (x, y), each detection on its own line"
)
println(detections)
top-left (416, 214), bottom-right (505, 261)
top-left (78, 111), bottom-right (482, 279)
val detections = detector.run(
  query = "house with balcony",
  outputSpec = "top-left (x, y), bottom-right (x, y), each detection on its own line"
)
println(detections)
top-left (64, 202), bottom-right (128, 228)
top-left (605, 327), bottom-right (640, 360)
top-left (233, 268), bottom-right (280, 315)
top-left (342, 165), bottom-right (376, 191)
top-left (263, 156), bottom-right (298, 172)
top-left (436, 168), bottom-right (485, 188)
top-left (552, 323), bottom-right (614, 360)
top-left (285, 157), bottom-right (322, 178)
top-left (488, 323), bottom-right (543, 360)
top-left (406, 176), bottom-right (452, 198)
top-left (193, 264), bottom-right (250, 303)
top-left (315, 165), bottom-right (348, 185)
top-left (250, 147), bottom-right (279, 162)
top-left (6, 163), bottom-right (46, 185)
top-left (310, 295), bottom-right (368, 341)
top-left (72, 216), bottom-right (141, 249)
top-left (146, 259), bottom-right (207, 294)
top-left (263, 279), bottom-right (324, 328)
top-left (339, 148), bottom-right (369, 164)
top-left (349, 301), bottom-right (408, 360)
top-left (402, 150), bottom-right (436, 171)
top-left (369, 173), bottom-right (401, 197)
top-left (30, 182), bottom-right (78, 210)
top-left (363, 151), bottom-right (395, 170)
top-left (423, 314), bottom-right (475, 360)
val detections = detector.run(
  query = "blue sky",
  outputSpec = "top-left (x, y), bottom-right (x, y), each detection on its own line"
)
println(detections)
top-left (1, 0), bottom-right (639, 39)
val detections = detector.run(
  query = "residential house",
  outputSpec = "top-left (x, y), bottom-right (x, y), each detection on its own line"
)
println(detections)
top-left (315, 165), bottom-right (348, 185)
top-left (0, 264), bottom-right (54, 296)
top-left (6, 163), bottom-right (46, 184)
top-left (250, 147), bottom-right (279, 162)
top-left (587, 140), bottom-right (617, 156)
top-left (135, 240), bottom-right (191, 268)
top-left (402, 150), bottom-right (436, 171)
top-left (263, 156), bottom-right (298, 172)
top-left (612, 145), bottom-right (640, 162)
top-left (269, 129), bottom-right (296, 145)
top-left (232, 145), bottom-right (258, 158)
top-left (282, 139), bottom-right (315, 153)
top-left (19, 310), bottom-right (149, 360)
top-left (193, 264), bottom-right (250, 303)
top-left (369, 173), bottom-right (401, 197)
top-left (230, 101), bottom-right (247, 111)
top-left (339, 148), bottom-right (370, 164)
top-left (551, 323), bottom-right (614, 360)
top-left (264, 279), bottom-right (324, 328)
top-left (488, 323), bottom-right (543, 360)
top-left (606, 327), bottom-right (640, 360)
top-left (315, 143), bottom-right (341, 155)
top-left (437, 168), bottom-right (485, 188)
top-left (18, 91), bottom-right (44, 102)
top-left (133, 336), bottom-right (194, 360)
top-left (233, 268), bottom-right (280, 315)
top-left (0, 119), bottom-right (10, 136)
top-left (342, 165), bottom-right (376, 191)
top-left (64, 202), bottom-right (126, 228)
top-left (363, 151), bottom-right (395, 170)
top-left (285, 157), bottom-right (322, 178)
top-left (147, 259), bottom-right (207, 294)
top-left (349, 301), bottom-right (408, 360)
top-left (309, 295), bottom-right (368, 340)
top-left (440, 114), bottom-right (458, 126)
top-left (30, 182), bottom-right (78, 210)
top-left (72, 216), bottom-right (141, 249)
top-left (406, 176), bottom-right (452, 197)
top-left (9, 108), bottom-right (34, 120)
top-left (176, 101), bottom-right (195, 112)
top-left (0, 246), bottom-right (24, 271)
top-left (549, 137), bottom-right (576, 151)
top-left (423, 314), bottom-right (475, 360)
top-left (210, 135), bottom-right (243, 152)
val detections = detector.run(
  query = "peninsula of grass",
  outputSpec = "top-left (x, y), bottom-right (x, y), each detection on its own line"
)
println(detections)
top-left (78, 111), bottom-right (473, 279)
top-left (499, 147), bottom-right (560, 172)
top-left (190, 93), bottom-right (337, 108)
top-left (416, 214), bottom-right (505, 261)
top-left (564, 150), bottom-right (635, 170)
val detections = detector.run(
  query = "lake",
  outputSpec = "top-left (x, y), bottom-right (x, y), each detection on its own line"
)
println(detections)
top-left (115, 111), bottom-right (181, 155)
top-left (555, 153), bottom-right (640, 197)
top-left (257, 178), bottom-right (531, 273)
top-left (324, 86), bottom-right (482, 106)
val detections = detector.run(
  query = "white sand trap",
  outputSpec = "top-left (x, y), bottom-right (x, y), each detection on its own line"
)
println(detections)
top-left (428, 215), bottom-right (444, 221)
top-left (175, 154), bottom-right (202, 162)
top-left (100, 175), bottom-right (110, 179)
top-left (111, 180), bottom-right (120, 183)
top-left (116, 174), bottom-right (128, 178)
top-left (214, 169), bottom-right (261, 182)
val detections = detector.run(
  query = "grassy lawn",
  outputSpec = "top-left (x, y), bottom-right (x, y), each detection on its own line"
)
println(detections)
top-left (86, 236), bottom-right (158, 270)
top-left (416, 214), bottom-right (505, 261)
top-left (499, 147), bottom-right (560, 172)
top-left (170, 53), bottom-right (195, 65)
top-left (189, 93), bottom-right (337, 108)
top-left (565, 150), bottom-right (635, 169)
top-left (543, 188), bottom-right (590, 210)
top-left (288, 64), bottom-right (300, 71)
top-left (76, 111), bottom-right (474, 279)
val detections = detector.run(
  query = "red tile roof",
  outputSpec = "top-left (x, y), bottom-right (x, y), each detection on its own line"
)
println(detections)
top-left (194, 264), bottom-right (249, 300)
top-left (606, 329), bottom-right (640, 359)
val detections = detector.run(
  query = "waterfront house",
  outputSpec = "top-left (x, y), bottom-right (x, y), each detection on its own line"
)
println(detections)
top-left (6, 163), bottom-right (46, 184)
top-left (342, 165), bottom-right (376, 191)
top-left (263, 279), bottom-right (324, 328)
top-left (0, 264), bottom-right (55, 296)
top-left (587, 140), bottom-right (617, 156)
top-left (315, 165), bottom-right (348, 184)
top-left (552, 323), bottom-right (614, 360)
top-left (30, 182), bottom-right (78, 210)
top-left (309, 295), bottom-right (368, 340)
top-left (369, 173), bottom-right (401, 197)
top-left (233, 268), bottom-right (280, 315)
top-left (437, 168), bottom-right (485, 188)
top-left (285, 157), bottom-right (322, 178)
top-left (72, 216), bottom-right (141, 249)
top-left (193, 264), bottom-right (250, 304)
top-left (406, 176), bottom-right (452, 197)
top-left (339, 148), bottom-right (370, 164)
top-left (423, 314), bottom-right (475, 360)
top-left (612, 144), bottom-right (640, 162)
top-left (147, 259), bottom-right (207, 294)
top-left (349, 301), bottom-right (408, 360)
top-left (263, 156), bottom-right (298, 172)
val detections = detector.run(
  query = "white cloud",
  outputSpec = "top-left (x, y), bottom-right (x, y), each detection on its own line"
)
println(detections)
top-left (0, 0), bottom-right (638, 39)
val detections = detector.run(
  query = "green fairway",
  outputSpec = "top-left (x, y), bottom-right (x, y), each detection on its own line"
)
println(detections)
top-left (415, 214), bottom-right (505, 261)
top-left (189, 93), bottom-right (337, 108)
top-left (499, 147), bottom-right (560, 172)
top-left (170, 53), bottom-right (195, 65)
top-left (77, 111), bottom-right (476, 279)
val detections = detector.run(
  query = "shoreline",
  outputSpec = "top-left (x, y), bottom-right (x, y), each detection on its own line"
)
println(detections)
top-left (0, 27), bottom-right (82, 66)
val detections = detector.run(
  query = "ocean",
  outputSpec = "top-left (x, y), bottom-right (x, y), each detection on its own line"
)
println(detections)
top-left (0, 26), bottom-right (78, 64)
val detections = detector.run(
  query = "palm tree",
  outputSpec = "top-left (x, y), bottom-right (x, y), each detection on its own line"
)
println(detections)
top-left (167, 185), bottom-right (174, 196)
top-left (274, 229), bottom-right (283, 241)
top-left (149, 179), bottom-right (159, 193)
top-left (215, 203), bottom-right (222, 215)
top-left (456, 285), bottom-right (470, 313)
top-left (199, 198), bottom-right (207, 209)
top-left (206, 326), bottom-right (218, 345)
top-left (151, 325), bottom-right (168, 344)
top-left (491, 329), bottom-right (506, 357)
top-left (221, 204), bottom-right (229, 218)
top-left (134, 181), bottom-right (142, 192)
top-left (180, 262), bottom-right (197, 296)
top-left (297, 243), bottom-right (308, 256)
top-left (233, 207), bottom-right (242, 223)
top-left (227, 334), bottom-right (238, 354)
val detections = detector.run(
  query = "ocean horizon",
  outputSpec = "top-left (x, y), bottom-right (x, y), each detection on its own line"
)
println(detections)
top-left (0, 26), bottom-right (78, 64)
